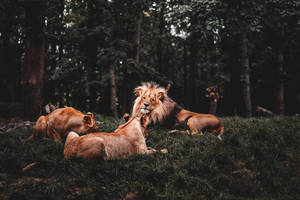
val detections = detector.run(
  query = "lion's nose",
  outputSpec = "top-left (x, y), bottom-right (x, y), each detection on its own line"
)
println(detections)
top-left (144, 103), bottom-right (149, 107)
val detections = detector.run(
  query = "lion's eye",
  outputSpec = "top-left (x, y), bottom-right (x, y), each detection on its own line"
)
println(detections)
top-left (143, 96), bottom-right (146, 100)
top-left (151, 98), bottom-right (155, 102)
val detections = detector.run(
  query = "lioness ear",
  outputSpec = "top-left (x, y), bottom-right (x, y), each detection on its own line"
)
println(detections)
top-left (123, 113), bottom-right (130, 122)
top-left (135, 88), bottom-right (143, 97)
top-left (86, 112), bottom-right (94, 118)
top-left (158, 92), bottom-right (165, 101)
top-left (166, 83), bottom-right (171, 94)
top-left (83, 115), bottom-right (92, 126)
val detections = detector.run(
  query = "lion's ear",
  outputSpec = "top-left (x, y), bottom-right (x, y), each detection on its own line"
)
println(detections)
top-left (166, 83), bottom-right (171, 93)
top-left (158, 92), bottom-right (165, 101)
top-left (86, 112), bottom-right (94, 118)
top-left (123, 113), bottom-right (130, 122)
top-left (135, 88), bottom-right (143, 97)
top-left (83, 115), bottom-right (93, 126)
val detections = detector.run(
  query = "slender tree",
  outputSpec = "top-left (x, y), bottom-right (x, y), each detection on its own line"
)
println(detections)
top-left (188, 13), bottom-right (198, 109)
top-left (21, 0), bottom-right (46, 120)
top-left (240, 31), bottom-right (252, 117)
top-left (109, 63), bottom-right (118, 118)
top-left (274, 49), bottom-right (284, 115)
top-left (85, 0), bottom-right (99, 111)
top-left (205, 85), bottom-right (222, 115)
top-left (157, 1), bottom-right (165, 74)
top-left (135, 9), bottom-right (142, 64)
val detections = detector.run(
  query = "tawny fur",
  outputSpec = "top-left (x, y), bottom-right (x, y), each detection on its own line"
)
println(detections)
top-left (28, 107), bottom-right (98, 142)
top-left (131, 82), bottom-right (224, 140)
top-left (64, 115), bottom-right (158, 161)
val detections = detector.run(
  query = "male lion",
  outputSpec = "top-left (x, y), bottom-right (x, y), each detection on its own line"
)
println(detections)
top-left (131, 82), bottom-right (224, 140)
top-left (28, 107), bottom-right (99, 142)
top-left (64, 114), bottom-right (166, 160)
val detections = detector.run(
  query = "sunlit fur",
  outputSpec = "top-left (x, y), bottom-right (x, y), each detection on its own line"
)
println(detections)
top-left (64, 115), bottom-right (157, 161)
top-left (131, 82), bottom-right (224, 140)
top-left (27, 107), bottom-right (98, 142)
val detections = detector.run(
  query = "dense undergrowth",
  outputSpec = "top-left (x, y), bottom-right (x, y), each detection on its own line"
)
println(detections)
top-left (0, 116), bottom-right (300, 200)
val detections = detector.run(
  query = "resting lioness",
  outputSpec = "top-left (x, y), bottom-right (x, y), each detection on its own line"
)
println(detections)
top-left (64, 114), bottom-right (166, 160)
top-left (28, 107), bottom-right (99, 142)
top-left (131, 82), bottom-right (224, 140)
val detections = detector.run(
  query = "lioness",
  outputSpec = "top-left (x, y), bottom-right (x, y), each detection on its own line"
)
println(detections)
top-left (28, 107), bottom-right (99, 142)
top-left (131, 82), bottom-right (224, 140)
top-left (64, 114), bottom-right (166, 160)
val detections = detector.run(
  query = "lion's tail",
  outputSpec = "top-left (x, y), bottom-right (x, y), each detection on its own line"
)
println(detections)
top-left (217, 123), bottom-right (224, 141)
top-left (26, 116), bottom-right (48, 141)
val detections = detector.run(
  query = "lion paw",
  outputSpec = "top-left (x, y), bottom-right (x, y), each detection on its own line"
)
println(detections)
top-left (217, 135), bottom-right (223, 141)
top-left (147, 147), bottom-right (157, 153)
top-left (160, 148), bottom-right (168, 154)
top-left (188, 131), bottom-right (203, 136)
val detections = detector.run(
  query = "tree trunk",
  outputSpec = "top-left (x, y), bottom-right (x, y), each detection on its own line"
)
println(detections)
top-left (157, 2), bottom-right (165, 73)
top-left (109, 63), bottom-right (118, 118)
top-left (240, 32), bottom-right (252, 117)
top-left (274, 50), bottom-right (285, 115)
top-left (189, 47), bottom-right (197, 109)
top-left (22, 2), bottom-right (45, 120)
top-left (119, 8), bottom-right (143, 115)
top-left (135, 10), bottom-right (142, 64)
top-left (206, 86), bottom-right (218, 115)
top-left (183, 42), bottom-right (189, 107)
top-left (86, 38), bottom-right (97, 111)
top-left (1, 16), bottom-right (17, 102)
top-left (189, 15), bottom-right (198, 110)
top-left (209, 100), bottom-right (217, 115)
top-left (85, 1), bottom-right (98, 112)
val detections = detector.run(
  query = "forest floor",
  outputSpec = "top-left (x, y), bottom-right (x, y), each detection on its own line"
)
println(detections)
top-left (0, 115), bottom-right (300, 200)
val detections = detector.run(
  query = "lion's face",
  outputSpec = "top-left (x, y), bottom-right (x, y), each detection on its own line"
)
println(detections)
top-left (132, 82), bottom-right (175, 124)
top-left (135, 87), bottom-right (165, 115)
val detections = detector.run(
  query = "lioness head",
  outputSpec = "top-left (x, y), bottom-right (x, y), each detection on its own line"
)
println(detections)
top-left (83, 112), bottom-right (99, 132)
top-left (132, 82), bottom-right (175, 124)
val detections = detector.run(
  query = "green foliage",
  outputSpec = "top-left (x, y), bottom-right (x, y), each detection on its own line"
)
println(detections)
top-left (1, 116), bottom-right (300, 199)
top-left (1, 0), bottom-right (300, 115)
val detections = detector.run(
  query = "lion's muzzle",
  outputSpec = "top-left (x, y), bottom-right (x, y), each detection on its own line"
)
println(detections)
top-left (141, 108), bottom-right (150, 114)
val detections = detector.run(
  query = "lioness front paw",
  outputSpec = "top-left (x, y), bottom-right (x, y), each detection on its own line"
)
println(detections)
top-left (168, 129), bottom-right (178, 133)
top-left (147, 147), bottom-right (157, 153)
top-left (160, 148), bottom-right (168, 154)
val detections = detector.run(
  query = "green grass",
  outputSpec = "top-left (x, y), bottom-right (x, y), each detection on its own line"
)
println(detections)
top-left (0, 116), bottom-right (300, 200)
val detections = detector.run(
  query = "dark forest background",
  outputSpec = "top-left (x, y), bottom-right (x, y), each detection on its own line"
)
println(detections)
top-left (1, 0), bottom-right (300, 120)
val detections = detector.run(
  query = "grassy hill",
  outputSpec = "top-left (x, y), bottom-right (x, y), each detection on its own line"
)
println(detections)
top-left (0, 116), bottom-right (300, 200)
